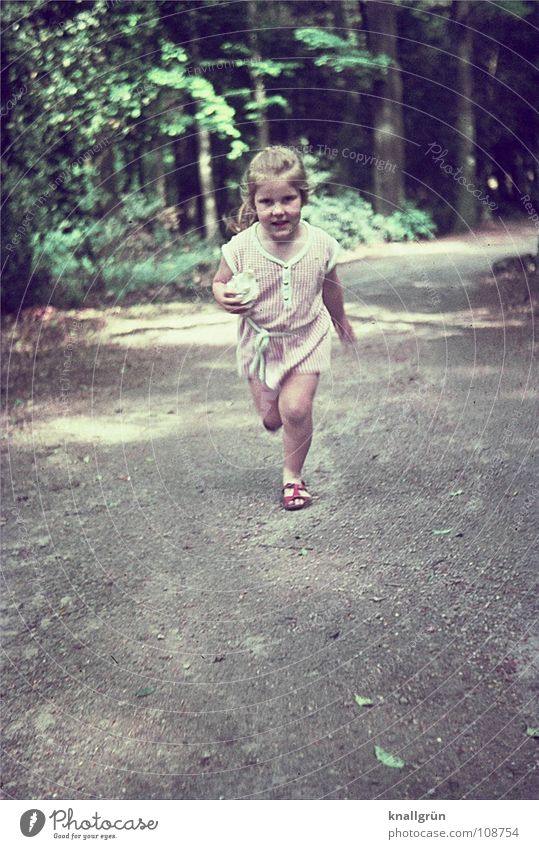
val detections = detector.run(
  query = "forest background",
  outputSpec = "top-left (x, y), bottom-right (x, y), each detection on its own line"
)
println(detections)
top-left (1, 0), bottom-right (538, 313)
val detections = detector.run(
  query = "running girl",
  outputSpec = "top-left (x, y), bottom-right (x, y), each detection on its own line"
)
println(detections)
top-left (212, 146), bottom-right (355, 510)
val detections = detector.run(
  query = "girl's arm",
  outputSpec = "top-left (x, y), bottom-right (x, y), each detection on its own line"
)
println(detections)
top-left (322, 267), bottom-right (356, 344)
top-left (212, 257), bottom-right (251, 314)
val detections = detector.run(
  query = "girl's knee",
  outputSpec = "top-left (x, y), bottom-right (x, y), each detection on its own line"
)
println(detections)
top-left (280, 397), bottom-right (312, 426)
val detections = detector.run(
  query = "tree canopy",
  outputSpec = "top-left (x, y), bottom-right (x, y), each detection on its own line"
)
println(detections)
top-left (1, 0), bottom-right (538, 311)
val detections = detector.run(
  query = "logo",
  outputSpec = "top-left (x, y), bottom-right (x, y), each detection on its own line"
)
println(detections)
top-left (20, 810), bottom-right (46, 837)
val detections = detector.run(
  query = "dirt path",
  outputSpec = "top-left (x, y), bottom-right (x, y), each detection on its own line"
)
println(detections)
top-left (1, 225), bottom-right (537, 800)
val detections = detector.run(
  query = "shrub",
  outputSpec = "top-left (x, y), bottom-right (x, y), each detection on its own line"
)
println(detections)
top-left (302, 191), bottom-right (436, 248)
top-left (101, 240), bottom-right (219, 299)
top-left (377, 204), bottom-right (437, 242)
top-left (31, 225), bottom-right (98, 307)
top-left (29, 206), bottom-right (218, 307)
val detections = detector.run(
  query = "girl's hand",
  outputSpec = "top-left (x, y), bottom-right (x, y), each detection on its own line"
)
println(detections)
top-left (212, 257), bottom-right (252, 314)
top-left (332, 315), bottom-right (356, 346)
top-left (323, 269), bottom-right (355, 345)
top-left (217, 288), bottom-right (253, 315)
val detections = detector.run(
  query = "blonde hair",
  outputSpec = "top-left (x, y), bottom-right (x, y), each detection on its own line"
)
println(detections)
top-left (227, 145), bottom-right (309, 233)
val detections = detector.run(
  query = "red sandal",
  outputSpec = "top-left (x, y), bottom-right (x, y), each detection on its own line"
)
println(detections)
top-left (282, 480), bottom-right (312, 511)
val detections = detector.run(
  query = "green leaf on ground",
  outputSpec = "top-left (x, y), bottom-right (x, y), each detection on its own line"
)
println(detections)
top-left (449, 489), bottom-right (464, 497)
top-left (526, 726), bottom-right (539, 737)
top-left (432, 528), bottom-right (453, 535)
top-left (135, 686), bottom-right (155, 698)
top-left (374, 745), bottom-right (405, 768)
top-left (354, 695), bottom-right (374, 707)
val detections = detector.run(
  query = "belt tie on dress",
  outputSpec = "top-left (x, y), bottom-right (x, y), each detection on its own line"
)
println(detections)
top-left (246, 317), bottom-right (294, 385)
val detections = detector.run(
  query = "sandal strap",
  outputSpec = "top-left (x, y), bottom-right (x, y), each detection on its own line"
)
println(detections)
top-left (282, 481), bottom-right (307, 495)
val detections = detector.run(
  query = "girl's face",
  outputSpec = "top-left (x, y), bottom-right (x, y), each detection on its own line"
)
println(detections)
top-left (253, 179), bottom-right (302, 241)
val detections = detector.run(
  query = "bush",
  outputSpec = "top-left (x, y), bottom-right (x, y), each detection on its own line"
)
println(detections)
top-left (31, 225), bottom-right (97, 307)
top-left (101, 240), bottom-right (219, 299)
top-left (377, 204), bottom-right (437, 242)
top-left (120, 193), bottom-right (163, 224)
top-left (29, 206), bottom-right (218, 307)
top-left (302, 191), bottom-right (436, 248)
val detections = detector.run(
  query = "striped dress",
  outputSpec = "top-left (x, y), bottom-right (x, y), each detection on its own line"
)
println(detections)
top-left (221, 220), bottom-right (340, 391)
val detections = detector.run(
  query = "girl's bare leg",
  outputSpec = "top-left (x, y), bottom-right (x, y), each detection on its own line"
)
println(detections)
top-left (278, 373), bottom-right (319, 505)
top-left (248, 376), bottom-right (282, 431)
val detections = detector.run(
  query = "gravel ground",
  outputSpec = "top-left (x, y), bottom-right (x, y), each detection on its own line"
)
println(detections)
top-left (1, 224), bottom-right (537, 800)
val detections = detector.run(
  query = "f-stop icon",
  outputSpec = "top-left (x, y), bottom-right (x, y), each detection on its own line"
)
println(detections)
top-left (20, 810), bottom-right (46, 837)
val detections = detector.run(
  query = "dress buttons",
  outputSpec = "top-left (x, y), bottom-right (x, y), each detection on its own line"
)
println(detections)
top-left (282, 265), bottom-right (292, 305)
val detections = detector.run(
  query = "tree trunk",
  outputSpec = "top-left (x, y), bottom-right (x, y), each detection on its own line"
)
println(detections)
top-left (452, 1), bottom-right (478, 230)
top-left (186, 18), bottom-right (220, 237)
top-left (145, 145), bottom-right (167, 206)
top-left (252, 74), bottom-right (270, 150)
top-left (97, 145), bottom-right (117, 215)
top-left (196, 125), bottom-right (219, 238)
top-left (155, 149), bottom-right (167, 207)
top-left (334, 0), bottom-right (362, 189)
top-left (361, 0), bottom-right (405, 214)
top-left (247, 0), bottom-right (270, 150)
top-left (173, 135), bottom-right (199, 232)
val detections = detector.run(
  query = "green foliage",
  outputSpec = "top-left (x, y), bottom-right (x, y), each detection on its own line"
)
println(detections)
top-left (303, 192), bottom-right (436, 248)
top-left (380, 205), bottom-right (437, 242)
top-left (31, 216), bottom-right (219, 307)
top-left (215, 42), bottom-right (295, 132)
top-left (31, 225), bottom-right (97, 307)
top-left (1, 0), bottom-right (536, 312)
top-left (374, 745), bottom-right (405, 769)
top-left (301, 148), bottom-right (334, 192)
top-left (303, 193), bottom-right (378, 246)
top-left (354, 695), bottom-right (374, 707)
top-left (188, 77), bottom-right (240, 138)
top-left (101, 241), bottom-right (220, 300)
top-left (295, 27), bottom-right (391, 74)
top-left (227, 139), bottom-right (250, 161)
top-left (245, 94), bottom-right (289, 123)
top-left (120, 194), bottom-right (163, 225)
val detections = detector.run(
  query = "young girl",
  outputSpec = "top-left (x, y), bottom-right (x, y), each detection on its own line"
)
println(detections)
top-left (212, 146), bottom-right (355, 510)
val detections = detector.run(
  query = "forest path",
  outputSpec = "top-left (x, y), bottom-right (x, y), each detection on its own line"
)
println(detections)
top-left (2, 224), bottom-right (537, 800)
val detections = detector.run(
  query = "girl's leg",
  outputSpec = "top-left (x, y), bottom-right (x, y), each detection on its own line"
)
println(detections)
top-left (278, 372), bottom-right (319, 505)
top-left (248, 376), bottom-right (282, 431)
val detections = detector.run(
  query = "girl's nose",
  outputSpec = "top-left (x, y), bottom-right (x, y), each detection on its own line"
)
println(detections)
top-left (273, 202), bottom-right (283, 214)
